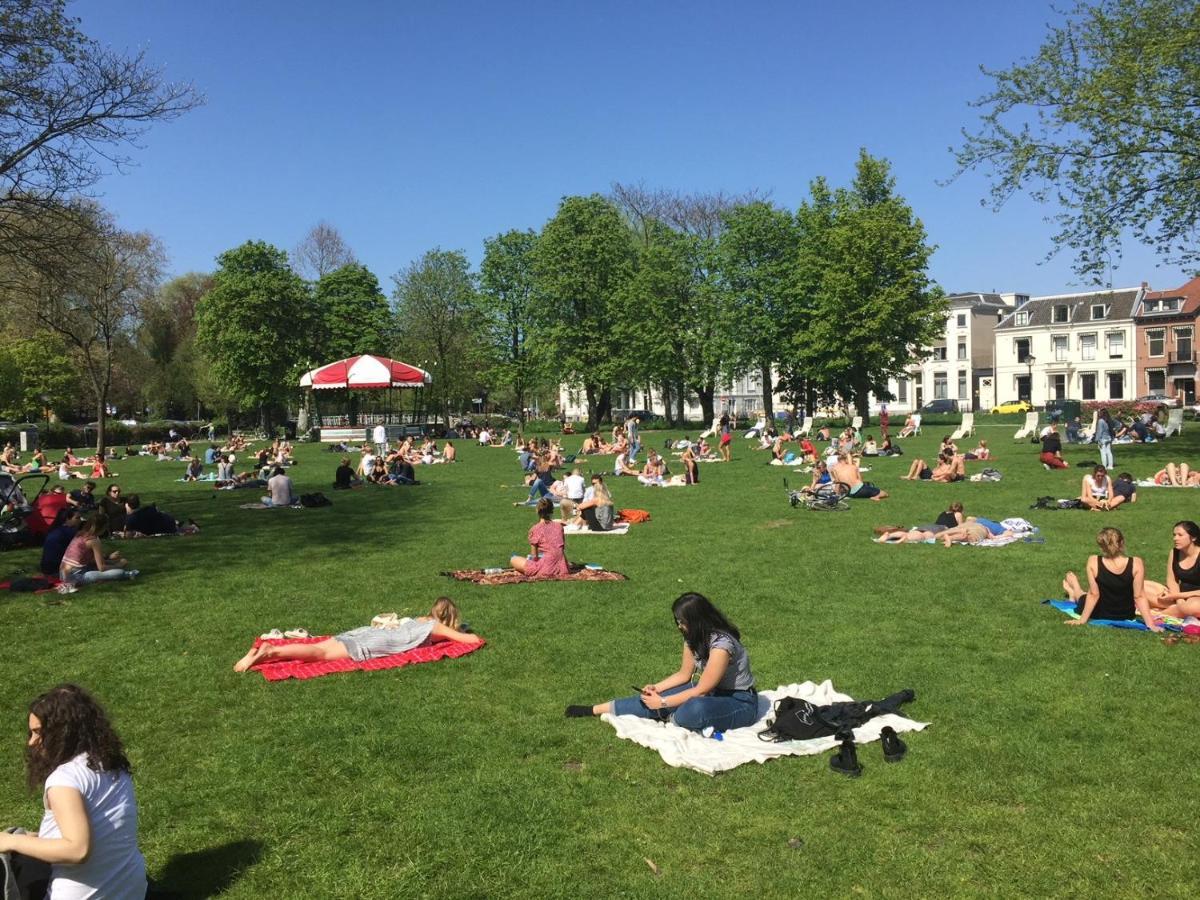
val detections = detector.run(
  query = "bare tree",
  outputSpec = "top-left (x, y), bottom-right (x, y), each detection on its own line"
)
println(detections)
top-left (10, 205), bottom-right (163, 455)
top-left (610, 181), bottom-right (770, 241)
top-left (292, 221), bottom-right (355, 280)
top-left (0, 0), bottom-right (202, 264)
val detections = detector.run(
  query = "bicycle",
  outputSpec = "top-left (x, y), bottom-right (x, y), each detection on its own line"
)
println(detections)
top-left (784, 477), bottom-right (850, 511)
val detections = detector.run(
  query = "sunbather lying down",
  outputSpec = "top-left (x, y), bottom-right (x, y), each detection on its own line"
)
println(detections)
top-left (233, 598), bottom-right (481, 672)
top-left (937, 516), bottom-right (1015, 547)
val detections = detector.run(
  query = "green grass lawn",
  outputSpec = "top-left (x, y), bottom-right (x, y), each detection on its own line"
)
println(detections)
top-left (3, 425), bottom-right (1199, 897)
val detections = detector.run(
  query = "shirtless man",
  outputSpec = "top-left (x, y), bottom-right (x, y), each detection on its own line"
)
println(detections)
top-left (831, 452), bottom-right (888, 501)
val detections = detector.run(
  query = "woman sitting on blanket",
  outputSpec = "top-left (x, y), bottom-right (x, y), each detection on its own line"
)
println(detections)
top-left (1080, 465), bottom-right (1115, 510)
top-left (900, 452), bottom-right (964, 482)
top-left (510, 498), bottom-right (570, 576)
top-left (565, 592), bottom-right (758, 733)
top-left (875, 502), bottom-right (965, 543)
top-left (233, 598), bottom-right (482, 672)
top-left (59, 513), bottom-right (137, 585)
top-left (613, 450), bottom-right (639, 477)
top-left (1061, 527), bottom-right (1161, 630)
top-left (1145, 520), bottom-right (1200, 616)
top-left (637, 450), bottom-right (667, 486)
top-left (184, 456), bottom-right (203, 482)
top-left (572, 474), bottom-right (616, 532)
top-left (965, 440), bottom-right (990, 460)
top-left (1152, 462), bottom-right (1199, 486)
top-left (937, 516), bottom-right (1014, 547)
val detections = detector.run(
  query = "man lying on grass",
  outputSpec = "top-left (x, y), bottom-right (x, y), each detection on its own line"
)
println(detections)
top-left (234, 598), bottom-right (482, 672)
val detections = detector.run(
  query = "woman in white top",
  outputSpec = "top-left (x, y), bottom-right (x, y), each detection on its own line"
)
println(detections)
top-left (0, 684), bottom-right (146, 899)
top-left (1080, 465), bottom-right (1114, 511)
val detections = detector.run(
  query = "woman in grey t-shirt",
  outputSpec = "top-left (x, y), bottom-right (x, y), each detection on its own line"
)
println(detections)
top-left (565, 592), bottom-right (758, 732)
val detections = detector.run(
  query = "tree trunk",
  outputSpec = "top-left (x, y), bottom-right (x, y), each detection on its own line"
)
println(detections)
top-left (94, 396), bottom-right (107, 458)
top-left (660, 381), bottom-right (673, 427)
top-left (855, 380), bottom-right (872, 420)
top-left (584, 384), bottom-right (598, 431)
top-left (675, 380), bottom-right (686, 426)
top-left (695, 384), bottom-right (715, 426)
top-left (760, 363), bottom-right (774, 419)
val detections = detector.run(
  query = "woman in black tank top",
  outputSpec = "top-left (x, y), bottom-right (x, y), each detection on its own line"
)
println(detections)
top-left (1155, 520), bottom-right (1200, 618)
top-left (1062, 527), bottom-right (1160, 630)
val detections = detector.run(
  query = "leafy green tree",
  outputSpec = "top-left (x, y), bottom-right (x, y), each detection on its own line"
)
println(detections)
top-left (392, 249), bottom-right (485, 424)
top-left (195, 241), bottom-right (318, 428)
top-left (137, 272), bottom-right (212, 418)
top-left (531, 195), bottom-right (636, 429)
top-left (953, 0), bottom-right (1200, 282)
top-left (717, 202), bottom-right (800, 419)
top-left (802, 151), bottom-right (945, 417)
top-left (479, 229), bottom-right (541, 422)
top-left (0, 329), bottom-right (79, 421)
top-left (314, 263), bottom-right (392, 360)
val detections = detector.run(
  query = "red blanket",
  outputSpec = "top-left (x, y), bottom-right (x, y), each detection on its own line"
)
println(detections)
top-left (250, 635), bottom-right (485, 681)
top-left (1, 575), bottom-right (63, 594)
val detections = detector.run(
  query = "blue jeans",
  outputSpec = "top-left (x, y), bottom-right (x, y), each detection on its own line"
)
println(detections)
top-left (66, 568), bottom-right (131, 585)
top-left (611, 684), bottom-right (759, 732)
top-left (1099, 441), bottom-right (1114, 469)
top-left (527, 480), bottom-right (551, 502)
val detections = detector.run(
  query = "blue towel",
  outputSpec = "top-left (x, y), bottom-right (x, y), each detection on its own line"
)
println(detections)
top-left (1042, 599), bottom-right (1178, 632)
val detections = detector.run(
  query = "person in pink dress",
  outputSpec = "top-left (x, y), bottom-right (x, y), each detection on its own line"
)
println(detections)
top-left (510, 498), bottom-right (570, 577)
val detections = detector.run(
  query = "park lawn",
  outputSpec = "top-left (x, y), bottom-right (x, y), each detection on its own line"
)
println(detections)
top-left (2, 425), bottom-right (1199, 898)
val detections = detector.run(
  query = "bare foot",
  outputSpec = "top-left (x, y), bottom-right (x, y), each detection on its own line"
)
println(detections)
top-left (233, 645), bottom-right (267, 673)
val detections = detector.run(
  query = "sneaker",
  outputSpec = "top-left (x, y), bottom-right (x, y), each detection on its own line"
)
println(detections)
top-left (56, 582), bottom-right (78, 594)
top-left (880, 726), bottom-right (907, 762)
top-left (283, 628), bottom-right (310, 639)
top-left (125, 569), bottom-right (139, 579)
top-left (259, 628), bottom-right (284, 640)
top-left (1042, 463), bottom-right (1051, 470)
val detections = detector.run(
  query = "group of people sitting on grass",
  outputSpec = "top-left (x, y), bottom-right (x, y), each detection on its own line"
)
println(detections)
top-left (1061, 521), bottom-right (1200, 627)
top-left (873, 502), bottom-right (1028, 546)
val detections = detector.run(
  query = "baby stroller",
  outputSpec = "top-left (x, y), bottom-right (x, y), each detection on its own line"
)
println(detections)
top-left (784, 477), bottom-right (850, 512)
top-left (0, 471), bottom-right (50, 550)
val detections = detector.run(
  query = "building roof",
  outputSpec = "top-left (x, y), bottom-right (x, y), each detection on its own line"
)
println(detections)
top-left (995, 287), bottom-right (1140, 331)
top-left (945, 292), bottom-right (1010, 310)
top-left (1135, 275), bottom-right (1200, 319)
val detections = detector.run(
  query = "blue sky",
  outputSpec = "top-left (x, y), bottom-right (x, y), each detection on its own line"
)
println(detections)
top-left (77, 0), bottom-right (1190, 296)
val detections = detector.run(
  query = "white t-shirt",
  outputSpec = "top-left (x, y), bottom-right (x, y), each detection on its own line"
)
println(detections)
top-left (478, 429), bottom-right (491, 445)
top-left (373, 424), bottom-right (386, 443)
top-left (40, 754), bottom-right (146, 900)
top-left (361, 453), bottom-right (376, 475)
top-left (564, 473), bottom-right (585, 500)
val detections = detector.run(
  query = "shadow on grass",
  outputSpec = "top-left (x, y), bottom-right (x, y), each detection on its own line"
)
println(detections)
top-left (149, 839), bottom-right (264, 899)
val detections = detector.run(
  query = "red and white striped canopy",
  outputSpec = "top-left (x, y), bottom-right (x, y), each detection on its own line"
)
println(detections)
top-left (299, 355), bottom-right (432, 390)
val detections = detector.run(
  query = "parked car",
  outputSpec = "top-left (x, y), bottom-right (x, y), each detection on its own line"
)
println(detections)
top-left (919, 399), bottom-right (960, 414)
top-left (1135, 394), bottom-right (1180, 406)
top-left (991, 400), bottom-right (1033, 415)
top-left (612, 409), bottom-right (653, 423)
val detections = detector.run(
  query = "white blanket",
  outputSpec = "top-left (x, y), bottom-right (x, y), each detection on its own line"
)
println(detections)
top-left (563, 522), bottom-right (630, 535)
top-left (1136, 480), bottom-right (1196, 488)
top-left (601, 679), bottom-right (928, 775)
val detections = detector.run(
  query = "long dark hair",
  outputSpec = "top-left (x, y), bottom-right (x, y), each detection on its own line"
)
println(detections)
top-left (26, 684), bottom-right (131, 791)
top-left (1175, 520), bottom-right (1200, 545)
top-left (671, 592), bottom-right (740, 663)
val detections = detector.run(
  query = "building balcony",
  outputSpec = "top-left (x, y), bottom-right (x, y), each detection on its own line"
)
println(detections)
top-left (1169, 349), bottom-right (1194, 364)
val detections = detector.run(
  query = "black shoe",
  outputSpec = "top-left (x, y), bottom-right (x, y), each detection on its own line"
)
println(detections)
top-left (880, 726), bottom-right (907, 762)
top-left (829, 732), bottom-right (863, 777)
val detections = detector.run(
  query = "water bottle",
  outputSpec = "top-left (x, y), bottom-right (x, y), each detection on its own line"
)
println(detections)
top-left (484, 567), bottom-right (503, 575)
top-left (701, 727), bottom-right (724, 741)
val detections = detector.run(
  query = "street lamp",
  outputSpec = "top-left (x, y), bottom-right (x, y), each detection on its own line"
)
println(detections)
top-left (1026, 355), bottom-right (1036, 405)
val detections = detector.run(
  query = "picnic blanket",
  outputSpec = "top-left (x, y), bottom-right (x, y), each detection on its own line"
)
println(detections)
top-left (564, 523), bottom-right (630, 535)
top-left (446, 565), bottom-right (627, 585)
top-left (239, 502), bottom-right (302, 510)
top-left (1, 575), bottom-right (62, 594)
top-left (249, 634), bottom-right (485, 681)
top-left (602, 679), bottom-right (929, 776)
top-left (1135, 480), bottom-right (1197, 488)
top-left (176, 473), bottom-right (218, 482)
top-left (1041, 599), bottom-right (1196, 633)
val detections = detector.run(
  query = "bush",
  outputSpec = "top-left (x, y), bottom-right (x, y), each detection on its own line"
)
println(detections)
top-left (1083, 400), bottom-right (1163, 420)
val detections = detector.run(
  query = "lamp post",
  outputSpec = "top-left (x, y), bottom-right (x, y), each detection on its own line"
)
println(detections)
top-left (1027, 355), bottom-right (1036, 405)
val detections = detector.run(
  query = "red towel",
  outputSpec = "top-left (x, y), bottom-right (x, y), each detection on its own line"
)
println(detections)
top-left (250, 635), bottom-right (485, 681)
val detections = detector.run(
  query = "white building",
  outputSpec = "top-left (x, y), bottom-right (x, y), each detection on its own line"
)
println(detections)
top-left (990, 286), bottom-right (1143, 408)
top-left (883, 292), bottom-right (1012, 412)
top-left (558, 373), bottom-right (786, 422)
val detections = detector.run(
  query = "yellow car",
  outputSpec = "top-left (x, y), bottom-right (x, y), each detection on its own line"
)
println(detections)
top-left (991, 400), bottom-right (1033, 415)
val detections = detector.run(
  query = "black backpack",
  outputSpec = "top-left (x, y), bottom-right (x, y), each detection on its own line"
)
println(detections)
top-left (299, 492), bottom-right (332, 508)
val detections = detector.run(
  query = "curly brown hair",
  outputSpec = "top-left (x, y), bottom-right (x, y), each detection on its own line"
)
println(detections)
top-left (26, 684), bottom-right (131, 791)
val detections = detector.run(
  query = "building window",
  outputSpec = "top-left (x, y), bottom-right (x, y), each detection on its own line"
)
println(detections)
top-left (1015, 311), bottom-right (1030, 326)
top-left (933, 372), bottom-right (948, 399)
top-left (957, 341), bottom-right (967, 360)
top-left (1148, 370), bottom-right (1166, 392)
top-left (1052, 374), bottom-right (1066, 400)
top-left (956, 313), bottom-right (966, 328)
top-left (1091, 304), bottom-right (1107, 320)
top-left (932, 346), bottom-right (948, 361)
top-left (1145, 297), bottom-right (1180, 313)
top-left (1080, 333), bottom-right (1096, 360)
top-left (1015, 338), bottom-right (1031, 363)
top-left (1053, 305), bottom-right (1069, 323)
top-left (897, 378), bottom-right (908, 403)
top-left (1053, 334), bottom-right (1068, 362)
top-left (958, 371), bottom-right (968, 399)
top-left (1176, 326), bottom-right (1193, 361)
top-left (1148, 329), bottom-right (1165, 357)
top-left (1081, 373), bottom-right (1096, 400)
top-left (1108, 372), bottom-right (1124, 399)
top-left (1107, 332), bottom-right (1125, 358)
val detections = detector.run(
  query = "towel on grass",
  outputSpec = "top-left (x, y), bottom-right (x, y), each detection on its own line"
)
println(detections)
top-left (1042, 599), bottom-right (1187, 632)
top-left (564, 522), bottom-right (629, 535)
top-left (1135, 480), bottom-right (1197, 488)
top-left (447, 566), bottom-right (627, 585)
top-left (239, 502), bottom-right (302, 510)
top-left (175, 473), bottom-right (218, 482)
top-left (250, 634), bottom-right (485, 681)
top-left (602, 679), bottom-right (929, 776)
